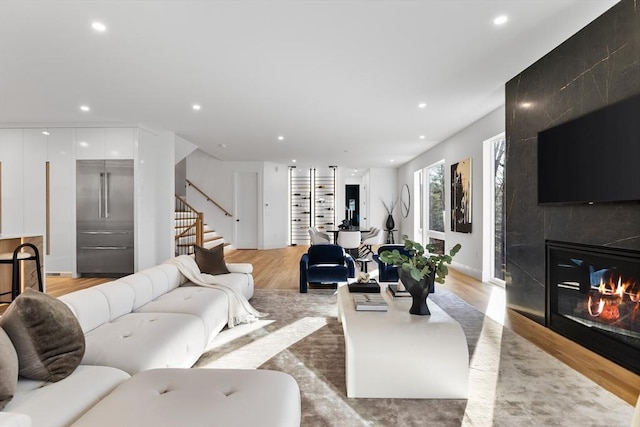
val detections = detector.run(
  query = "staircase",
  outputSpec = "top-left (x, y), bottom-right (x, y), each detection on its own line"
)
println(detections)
top-left (175, 196), bottom-right (227, 255)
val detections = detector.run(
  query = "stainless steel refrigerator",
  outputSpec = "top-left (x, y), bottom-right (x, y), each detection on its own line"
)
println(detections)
top-left (76, 160), bottom-right (134, 277)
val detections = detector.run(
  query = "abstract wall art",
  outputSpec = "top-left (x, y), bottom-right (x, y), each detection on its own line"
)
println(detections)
top-left (451, 158), bottom-right (472, 233)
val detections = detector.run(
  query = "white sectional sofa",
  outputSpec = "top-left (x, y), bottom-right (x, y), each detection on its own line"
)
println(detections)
top-left (0, 258), bottom-right (301, 427)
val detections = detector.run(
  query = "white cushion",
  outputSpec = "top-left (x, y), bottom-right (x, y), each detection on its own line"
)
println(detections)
top-left (3, 366), bottom-right (129, 427)
top-left (81, 313), bottom-right (205, 374)
top-left (91, 281), bottom-right (136, 320)
top-left (136, 264), bottom-right (181, 298)
top-left (59, 289), bottom-right (111, 334)
top-left (116, 274), bottom-right (155, 310)
top-left (226, 263), bottom-right (253, 274)
top-left (136, 287), bottom-right (228, 343)
top-left (72, 369), bottom-right (301, 427)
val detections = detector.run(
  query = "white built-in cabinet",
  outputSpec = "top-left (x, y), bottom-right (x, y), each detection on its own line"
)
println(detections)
top-left (0, 127), bottom-right (134, 275)
top-left (0, 129), bottom-right (25, 233)
top-left (23, 130), bottom-right (48, 238)
top-left (76, 128), bottom-right (134, 160)
top-left (47, 128), bottom-right (77, 273)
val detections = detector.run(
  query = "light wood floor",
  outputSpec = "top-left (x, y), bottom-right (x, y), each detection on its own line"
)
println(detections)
top-left (14, 246), bottom-right (640, 406)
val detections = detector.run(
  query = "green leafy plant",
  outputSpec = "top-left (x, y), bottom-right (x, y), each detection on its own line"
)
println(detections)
top-left (379, 235), bottom-right (461, 284)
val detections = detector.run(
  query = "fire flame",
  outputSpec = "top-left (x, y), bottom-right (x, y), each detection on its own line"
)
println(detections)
top-left (597, 276), bottom-right (628, 297)
top-left (586, 275), bottom-right (638, 321)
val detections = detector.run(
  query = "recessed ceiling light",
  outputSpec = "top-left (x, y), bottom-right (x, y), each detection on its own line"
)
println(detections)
top-left (418, 102), bottom-right (427, 109)
top-left (521, 102), bottom-right (532, 108)
top-left (354, 169), bottom-right (358, 172)
top-left (192, 104), bottom-right (201, 111)
top-left (292, 159), bottom-right (297, 163)
top-left (278, 136), bottom-right (284, 141)
top-left (390, 159), bottom-right (395, 163)
top-left (42, 131), bottom-right (50, 136)
top-left (80, 105), bottom-right (90, 112)
top-left (419, 135), bottom-right (425, 140)
top-left (91, 22), bottom-right (107, 32)
top-left (79, 141), bottom-right (89, 147)
top-left (494, 15), bottom-right (508, 26)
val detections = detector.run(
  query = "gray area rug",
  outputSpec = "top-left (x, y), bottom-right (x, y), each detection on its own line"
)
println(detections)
top-left (195, 289), bottom-right (634, 426)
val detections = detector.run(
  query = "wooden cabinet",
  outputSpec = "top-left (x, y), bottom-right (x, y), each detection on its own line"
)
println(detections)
top-left (0, 235), bottom-right (44, 297)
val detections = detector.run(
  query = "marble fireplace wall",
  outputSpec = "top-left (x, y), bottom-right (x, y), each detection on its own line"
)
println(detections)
top-left (505, 0), bottom-right (640, 324)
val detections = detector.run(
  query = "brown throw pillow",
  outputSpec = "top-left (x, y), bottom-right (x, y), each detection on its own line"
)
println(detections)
top-left (0, 327), bottom-right (18, 410)
top-left (0, 289), bottom-right (85, 382)
top-left (194, 244), bottom-right (230, 275)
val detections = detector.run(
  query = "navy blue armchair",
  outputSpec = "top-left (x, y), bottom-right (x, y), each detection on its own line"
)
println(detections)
top-left (300, 244), bottom-right (356, 293)
top-left (372, 244), bottom-right (411, 282)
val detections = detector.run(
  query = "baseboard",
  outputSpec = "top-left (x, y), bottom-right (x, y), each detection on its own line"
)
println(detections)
top-left (450, 261), bottom-right (482, 281)
top-left (262, 242), bottom-right (289, 250)
top-left (46, 271), bottom-right (74, 278)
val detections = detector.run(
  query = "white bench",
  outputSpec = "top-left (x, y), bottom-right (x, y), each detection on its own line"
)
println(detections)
top-left (337, 283), bottom-right (469, 399)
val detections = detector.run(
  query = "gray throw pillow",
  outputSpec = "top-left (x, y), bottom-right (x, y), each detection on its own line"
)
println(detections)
top-left (194, 244), bottom-right (230, 275)
top-left (0, 289), bottom-right (85, 382)
top-left (0, 327), bottom-right (19, 410)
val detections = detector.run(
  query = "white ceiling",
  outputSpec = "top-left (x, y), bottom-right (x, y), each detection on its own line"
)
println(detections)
top-left (0, 0), bottom-right (619, 171)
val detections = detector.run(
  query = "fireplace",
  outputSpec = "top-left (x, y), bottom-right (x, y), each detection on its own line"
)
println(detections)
top-left (546, 240), bottom-right (640, 374)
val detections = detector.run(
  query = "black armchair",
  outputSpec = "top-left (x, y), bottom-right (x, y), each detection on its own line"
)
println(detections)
top-left (372, 244), bottom-right (411, 282)
top-left (300, 244), bottom-right (356, 293)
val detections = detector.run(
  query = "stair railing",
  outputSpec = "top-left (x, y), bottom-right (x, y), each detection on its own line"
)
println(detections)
top-left (175, 195), bottom-right (204, 255)
top-left (185, 179), bottom-right (233, 217)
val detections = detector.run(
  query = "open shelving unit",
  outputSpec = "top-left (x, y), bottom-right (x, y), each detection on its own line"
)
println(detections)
top-left (289, 166), bottom-right (336, 245)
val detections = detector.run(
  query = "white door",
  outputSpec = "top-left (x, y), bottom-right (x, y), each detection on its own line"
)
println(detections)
top-left (234, 172), bottom-right (258, 249)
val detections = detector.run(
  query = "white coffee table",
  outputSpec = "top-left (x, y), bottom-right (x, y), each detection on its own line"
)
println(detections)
top-left (337, 282), bottom-right (469, 399)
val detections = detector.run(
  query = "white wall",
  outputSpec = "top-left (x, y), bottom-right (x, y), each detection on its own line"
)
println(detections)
top-left (134, 129), bottom-right (175, 269)
top-left (397, 106), bottom-right (505, 280)
top-left (368, 168), bottom-right (399, 232)
top-left (187, 150), bottom-right (289, 250)
top-left (175, 135), bottom-right (198, 163)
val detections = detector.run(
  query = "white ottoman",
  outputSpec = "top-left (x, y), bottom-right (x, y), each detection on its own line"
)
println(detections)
top-left (72, 368), bottom-right (301, 427)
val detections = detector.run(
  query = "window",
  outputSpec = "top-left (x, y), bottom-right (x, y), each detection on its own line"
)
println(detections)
top-left (427, 162), bottom-right (445, 254)
top-left (483, 133), bottom-right (506, 284)
top-left (414, 161), bottom-right (445, 252)
top-left (413, 169), bottom-right (422, 242)
top-left (428, 162), bottom-right (445, 235)
top-left (492, 136), bottom-right (506, 281)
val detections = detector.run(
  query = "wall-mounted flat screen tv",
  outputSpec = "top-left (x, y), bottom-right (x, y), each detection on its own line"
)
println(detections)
top-left (537, 94), bottom-right (640, 205)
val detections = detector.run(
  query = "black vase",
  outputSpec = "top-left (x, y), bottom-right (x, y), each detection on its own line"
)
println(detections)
top-left (385, 214), bottom-right (395, 231)
top-left (398, 269), bottom-right (435, 315)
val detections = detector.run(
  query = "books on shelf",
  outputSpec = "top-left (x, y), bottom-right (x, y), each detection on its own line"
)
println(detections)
top-left (387, 283), bottom-right (411, 298)
top-left (353, 294), bottom-right (388, 311)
